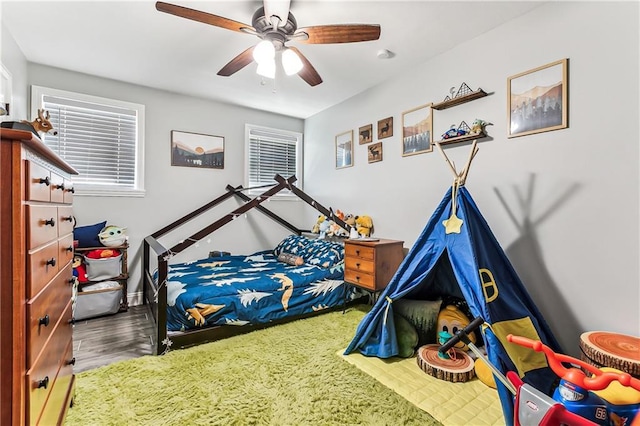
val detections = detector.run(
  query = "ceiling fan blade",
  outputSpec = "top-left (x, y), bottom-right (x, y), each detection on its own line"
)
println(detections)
top-left (217, 46), bottom-right (256, 77)
top-left (294, 24), bottom-right (381, 44)
top-left (156, 1), bottom-right (254, 33)
top-left (289, 47), bottom-right (322, 87)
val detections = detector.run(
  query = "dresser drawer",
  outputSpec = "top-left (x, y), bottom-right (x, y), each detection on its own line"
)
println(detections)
top-left (27, 241), bottom-right (60, 299)
top-left (27, 205), bottom-right (59, 249)
top-left (27, 264), bottom-right (74, 367)
top-left (26, 301), bottom-right (73, 426)
top-left (344, 269), bottom-right (375, 290)
top-left (58, 234), bottom-right (75, 268)
top-left (50, 172), bottom-right (65, 204)
top-left (34, 339), bottom-right (75, 426)
top-left (345, 244), bottom-right (375, 260)
top-left (345, 257), bottom-right (375, 274)
top-left (63, 178), bottom-right (75, 204)
top-left (27, 161), bottom-right (52, 202)
top-left (58, 206), bottom-right (75, 237)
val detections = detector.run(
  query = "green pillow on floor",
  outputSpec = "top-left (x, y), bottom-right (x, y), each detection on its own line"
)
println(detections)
top-left (394, 314), bottom-right (419, 358)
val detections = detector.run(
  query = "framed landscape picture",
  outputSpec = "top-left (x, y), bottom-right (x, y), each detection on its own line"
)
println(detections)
top-left (402, 103), bottom-right (433, 156)
top-left (507, 58), bottom-right (568, 138)
top-left (335, 130), bottom-right (353, 169)
top-left (171, 130), bottom-right (224, 169)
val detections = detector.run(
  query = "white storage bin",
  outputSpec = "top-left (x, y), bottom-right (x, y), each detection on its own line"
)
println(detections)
top-left (84, 253), bottom-right (122, 281)
top-left (75, 281), bottom-right (122, 320)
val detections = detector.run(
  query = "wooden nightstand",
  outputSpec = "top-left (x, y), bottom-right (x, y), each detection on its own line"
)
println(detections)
top-left (344, 238), bottom-right (404, 293)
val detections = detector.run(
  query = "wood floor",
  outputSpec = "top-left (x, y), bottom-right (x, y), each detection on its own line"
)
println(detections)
top-left (72, 305), bottom-right (155, 374)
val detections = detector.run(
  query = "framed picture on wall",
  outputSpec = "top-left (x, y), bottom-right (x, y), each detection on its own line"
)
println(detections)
top-left (358, 124), bottom-right (373, 144)
top-left (367, 142), bottom-right (382, 163)
top-left (507, 58), bottom-right (568, 138)
top-left (171, 130), bottom-right (225, 169)
top-left (402, 103), bottom-right (433, 156)
top-left (377, 116), bottom-right (393, 139)
top-left (335, 130), bottom-right (353, 169)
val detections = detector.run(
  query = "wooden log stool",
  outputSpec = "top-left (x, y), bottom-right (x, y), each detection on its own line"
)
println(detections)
top-left (417, 344), bottom-right (475, 383)
top-left (579, 331), bottom-right (640, 378)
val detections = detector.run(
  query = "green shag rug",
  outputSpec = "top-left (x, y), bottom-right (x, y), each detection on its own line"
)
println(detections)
top-left (66, 305), bottom-right (441, 426)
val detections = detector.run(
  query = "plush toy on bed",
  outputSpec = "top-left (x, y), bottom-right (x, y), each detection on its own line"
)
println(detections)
top-left (312, 215), bottom-right (325, 234)
top-left (355, 215), bottom-right (374, 237)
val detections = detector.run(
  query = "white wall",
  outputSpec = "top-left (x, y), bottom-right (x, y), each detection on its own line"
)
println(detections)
top-left (1, 23), bottom-right (27, 120)
top-left (303, 1), bottom-right (639, 356)
top-left (25, 64), bottom-right (306, 304)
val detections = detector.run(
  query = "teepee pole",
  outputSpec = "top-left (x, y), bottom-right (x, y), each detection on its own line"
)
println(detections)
top-left (434, 141), bottom-right (458, 179)
top-left (460, 140), bottom-right (479, 185)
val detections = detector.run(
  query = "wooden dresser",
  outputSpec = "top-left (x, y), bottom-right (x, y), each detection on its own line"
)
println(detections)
top-left (1, 128), bottom-right (78, 426)
top-left (344, 238), bottom-right (404, 292)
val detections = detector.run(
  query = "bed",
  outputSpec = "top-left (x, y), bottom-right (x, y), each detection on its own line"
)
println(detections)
top-left (143, 175), bottom-right (356, 354)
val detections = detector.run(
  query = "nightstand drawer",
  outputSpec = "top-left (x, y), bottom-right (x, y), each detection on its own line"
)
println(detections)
top-left (344, 269), bottom-right (375, 290)
top-left (345, 244), bottom-right (374, 260)
top-left (345, 257), bottom-right (375, 273)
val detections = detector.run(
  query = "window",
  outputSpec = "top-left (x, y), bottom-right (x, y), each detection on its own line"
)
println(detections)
top-left (31, 85), bottom-right (145, 197)
top-left (245, 124), bottom-right (303, 196)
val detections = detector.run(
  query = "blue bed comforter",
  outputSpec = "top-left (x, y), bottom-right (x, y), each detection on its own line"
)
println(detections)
top-left (160, 251), bottom-right (349, 331)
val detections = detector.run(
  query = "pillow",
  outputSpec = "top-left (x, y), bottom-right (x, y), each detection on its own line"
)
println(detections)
top-left (273, 234), bottom-right (312, 257)
top-left (394, 299), bottom-right (442, 346)
top-left (394, 314), bottom-right (419, 358)
top-left (277, 252), bottom-right (304, 266)
top-left (303, 239), bottom-right (344, 268)
top-left (74, 221), bottom-right (107, 248)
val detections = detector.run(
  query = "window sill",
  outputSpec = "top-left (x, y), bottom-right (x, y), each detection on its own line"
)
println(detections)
top-left (74, 188), bottom-right (146, 198)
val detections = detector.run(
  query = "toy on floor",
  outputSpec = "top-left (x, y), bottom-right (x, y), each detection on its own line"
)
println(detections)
top-left (439, 317), bottom-right (640, 426)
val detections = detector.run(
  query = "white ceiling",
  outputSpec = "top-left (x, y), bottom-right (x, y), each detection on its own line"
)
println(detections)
top-left (2, 1), bottom-right (544, 119)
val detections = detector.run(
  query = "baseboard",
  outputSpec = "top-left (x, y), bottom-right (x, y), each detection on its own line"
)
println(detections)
top-left (128, 291), bottom-right (143, 306)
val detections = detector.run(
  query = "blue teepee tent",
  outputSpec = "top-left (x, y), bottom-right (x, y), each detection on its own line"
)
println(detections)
top-left (344, 145), bottom-right (562, 425)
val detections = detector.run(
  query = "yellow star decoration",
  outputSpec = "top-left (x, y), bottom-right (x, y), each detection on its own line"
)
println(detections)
top-left (442, 213), bottom-right (463, 234)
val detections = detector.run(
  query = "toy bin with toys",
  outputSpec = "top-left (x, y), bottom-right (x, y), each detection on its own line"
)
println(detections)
top-left (83, 249), bottom-right (123, 281)
top-left (75, 281), bottom-right (123, 320)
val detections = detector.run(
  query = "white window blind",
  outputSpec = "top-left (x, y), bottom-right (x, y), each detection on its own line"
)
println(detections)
top-left (31, 86), bottom-right (145, 197)
top-left (245, 124), bottom-right (302, 195)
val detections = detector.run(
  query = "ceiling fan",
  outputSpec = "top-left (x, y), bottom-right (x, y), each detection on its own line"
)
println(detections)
top-left (155, 1), bottom-right (381, 86)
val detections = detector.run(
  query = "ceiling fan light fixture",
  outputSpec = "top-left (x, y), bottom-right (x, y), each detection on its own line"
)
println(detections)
top-left (282, 48), bottom-right (303, 76)
top-left (253, 40), bottom-right (275, 64)
top-left (264, 0), bottom-right (291, 27)
top-left (256, 59), bottom-right (276, 79)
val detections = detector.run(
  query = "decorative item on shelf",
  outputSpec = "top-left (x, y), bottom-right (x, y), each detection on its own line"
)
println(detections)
top-left (438, 119), bottom-right (491, 146)
top-left (432, 82), bottom-right (488, 110)
top-left (0, 108), bottom-right (57, 139)
top-left (99, 224), bottom-right (128, 247)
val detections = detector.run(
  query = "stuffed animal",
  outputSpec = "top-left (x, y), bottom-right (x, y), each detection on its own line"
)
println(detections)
top-left (311, 215), bottom-right (325, 234)
top-left (318, 218), bottom-right (331, 239)
top-left (436, 299), bottom-right (478, 352)
top-left (72, 255), bottom-right (88, 283)
top-left (355, 215), bottom-right (374, 237)
top-left (99, 225), bottom-right (127, 247)
top-left (470, 118), bottom-right (493, 134)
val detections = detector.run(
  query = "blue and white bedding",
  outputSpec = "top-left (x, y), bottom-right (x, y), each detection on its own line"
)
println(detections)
top-left (159, 235), bottom-right (352, 332)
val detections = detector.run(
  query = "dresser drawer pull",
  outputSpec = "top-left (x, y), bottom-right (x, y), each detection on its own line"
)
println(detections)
top-left (68, 278), bottom-right (76, 285)
top-left (356, 250), bottom-right (360, 256)
top-left (67, 357), bottom-right (76, 366)
top-left (66, 186), bottom-right (75, 194)
top-left (66, 245), bottom-right (74, 252)
top-left (355, 276), bottom-right (361, 282)
top-left (44, 218), bottom-right (56, 227)
top-left (69, 317), bottom-right (76, 325)
top-left (37, 376), bottom-right (49, 389)
top-left (39, 176), bottom-right (50, 186)
top-left (55, 183), bottom-right (65, 191)
top-left (46, 258), bottom-right (57, 267)
top-left (38, 315), bottom-right (50, 327)
top-left (62, 215), bottom-right (74, 222)
top-left (356, 263), bottom-right (361, 268)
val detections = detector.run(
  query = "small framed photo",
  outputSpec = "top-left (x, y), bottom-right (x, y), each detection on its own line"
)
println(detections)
top-left (358, 124), bottom-right (373, 144)
top-left (335, 130), bottom-right (353, 169)
top-left (367, 142), bottom-right (382, 163)
top-left (171, 130), bottom-right (224, 169)
top-left (402, 103), bottom-right (433, 156)
top-left (377, 116), bottom-right (393, 139)
top-left (508, 58), bottom-right (568, 138)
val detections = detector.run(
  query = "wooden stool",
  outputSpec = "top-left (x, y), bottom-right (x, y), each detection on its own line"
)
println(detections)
top-left (417, 344), bottom-right (475, 382)
top-left (579, 331), bottom-right (640, 378)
